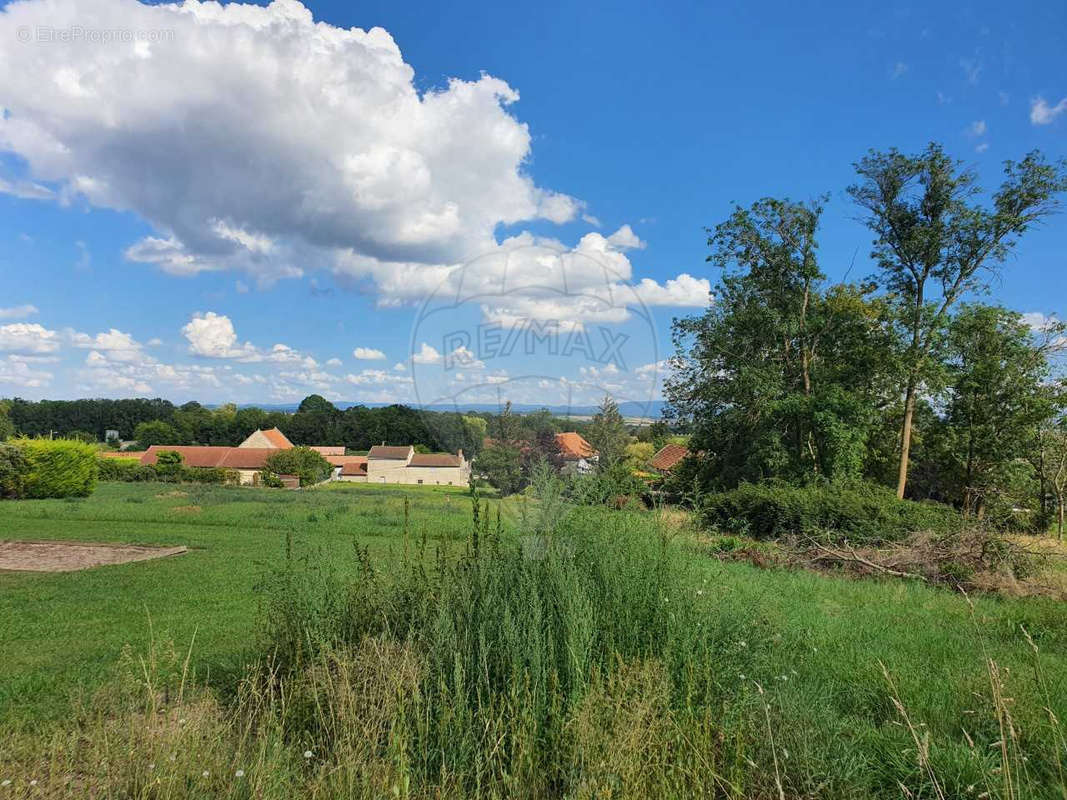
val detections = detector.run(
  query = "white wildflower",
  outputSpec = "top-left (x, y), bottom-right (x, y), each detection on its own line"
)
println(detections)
top-left (235, 770), bottom-right (245, 778)
top-left (202, 770), bottom-right (210, 778)
top-left (303, 750), bottom-right (313, 759)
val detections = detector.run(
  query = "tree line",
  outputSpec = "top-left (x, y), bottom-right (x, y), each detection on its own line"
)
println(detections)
top-left (0, 394), bottom-right (642, 461)
top-left (666, 142), bottom-right (1067, 532)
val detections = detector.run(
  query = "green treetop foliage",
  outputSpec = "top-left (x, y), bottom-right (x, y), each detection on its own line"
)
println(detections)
top-left (476, 401), bottom-right (526, 495)
top-left (263, 447), bottom-right (332, 487)
top-left (296, 394), bottom-right (336, 415)
top-left (586, 395), bottom-right (628, 468)
top-left (1035, 423), bottom-right (1067, 540)
top-left (0, 404), bottom-right (14, 441)
top-left (667, 197), bottom-right (904, 489)
top-left (936, 305), bottom-right (1061, 518)
top-left (133, 420), bottom-right (184, 448)
top-left (848, 143), bottom-right (1067, 497)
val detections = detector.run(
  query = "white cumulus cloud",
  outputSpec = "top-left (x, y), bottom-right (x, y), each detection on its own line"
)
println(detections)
top-left (70, 328), bottom-right (148, 363)
top-left (412, 342), bottom-right (442, 364)
top-left (0, 0), bottom-right (580, 285)
top-left (353, 347), bottom-right (387, 360)
top-left (0, 304), bottom-right (38, 320)
top-left (181, 311), bottom-right (316, 366)
top-left (1030, 96), bottom-right (1067, 125)
top-left (0, 322), bottom-right (61, 354)
top-left (0, 355), bottom-right (53, 388)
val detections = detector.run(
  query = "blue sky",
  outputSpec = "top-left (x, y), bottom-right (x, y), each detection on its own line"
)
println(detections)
top-left (0, 0), bottom-right (1064, 408)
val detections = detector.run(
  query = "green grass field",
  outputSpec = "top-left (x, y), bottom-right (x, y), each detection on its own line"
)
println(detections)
top-left (0, 481), bottom-right (477, 724)
top-left (2, 482), bottom-right (1066, 797)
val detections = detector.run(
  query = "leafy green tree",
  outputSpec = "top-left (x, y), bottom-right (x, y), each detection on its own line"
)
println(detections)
top-left (1041, 427), bottom-right (1067, 540)
top-left (477, 402), bottom-right (526, 494)
top-left (133, 420), bottom-right (184, 448)
top-left (849, 144), bottom-right (1067, 497)
top-left (934, 306), bottom-right (1060, 519)
top-left (0, 404), bottom-right (15, 441)
top-left (586, 395), bottom-right (628, 469)
top-left (624, 441), bottom-right (655, 471)
top-left (263, 447), bottom-right (332, 487)
top-left (477, 440), bottom-right (525, 495)
top-left (297, 394), bottom-right (336, 415)
top-left (667, 198), bottom-right (901, 489)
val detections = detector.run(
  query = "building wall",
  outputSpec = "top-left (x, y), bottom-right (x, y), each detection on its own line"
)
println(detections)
top-left (366, 458), bottom-right (412, 483)
top-left (399, 465), bottom-right (470, 486)
top-left (239, 430), bottom-right (278, 449)
top-left (365, 460), bottom-right (470, 485)
top-left (235, 469), bottom-right (260, 485)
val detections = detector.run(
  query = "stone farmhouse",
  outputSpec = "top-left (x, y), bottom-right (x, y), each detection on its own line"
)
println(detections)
top-left (341, 445), bottom-right (470, 486)
top-left (138, 427), bottom-right (469, 487)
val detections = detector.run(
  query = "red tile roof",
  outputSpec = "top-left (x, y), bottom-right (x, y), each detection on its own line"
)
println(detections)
top-left (325, 455), bottom-right (368, 476)
top-left (341, 460), bottom-right (368, 477)
top-left (555, 432), bottom-right (597, 460)
top-left (140, 446), bottom-right (277, 470)
top-left (141, 446), bottom-right (228, 467)
top-left (309, 446), bottom-right (345, 456)
top-left (368, 445), bottom-right (413, 460)
top-left (261, 428), bottom-right (294, 449)
top-left (409, 453), bottom-right (462, 467)
top-left (650, 443), bottom-right (689, 472)
top-left (219, 448), bottom-right (277, 469)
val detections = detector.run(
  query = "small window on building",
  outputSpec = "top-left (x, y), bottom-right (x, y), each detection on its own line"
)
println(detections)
top-left (417, 479), bottom-right (423, 485)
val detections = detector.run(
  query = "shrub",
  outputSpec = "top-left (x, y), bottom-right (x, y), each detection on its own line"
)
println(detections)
top-left (565, 461), bottom-right (647, 507)
top-left (0, 443), bottom-right (28, 498)
top-left (154, 449), bottom-right (184, 479)
top-left (96, 455), bottom-right (237, 485)
top-left (96, 456), bottom-right (145, 482)
top-left (258, 470), bottom-right (285, 488)
top-left (699, 481), bottom-right (961, 544)
top-left (12, 438), bottom-right (98, 499)
top-left (263, 446), bottom-right (331, 487)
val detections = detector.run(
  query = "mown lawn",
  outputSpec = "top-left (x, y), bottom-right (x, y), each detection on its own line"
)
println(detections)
top-left (0, 481), bottom-right (476, 724)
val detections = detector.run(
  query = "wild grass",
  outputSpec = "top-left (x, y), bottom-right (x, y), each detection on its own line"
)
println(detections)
top-left (2, 480), bottom-right (1067, 797)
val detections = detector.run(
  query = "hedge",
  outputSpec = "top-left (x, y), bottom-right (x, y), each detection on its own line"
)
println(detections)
top-left (0, 444), bottom-right (28, 498)
top-left (699, 481), bottom-right (961, 544)
top-left (5, 439), bottom-right (98, 499)
top-left (96, 455), bottom-right (237, 485)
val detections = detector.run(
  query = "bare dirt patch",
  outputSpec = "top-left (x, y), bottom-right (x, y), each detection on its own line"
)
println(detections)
top-left (0, 541), bottom-right (187, 572)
